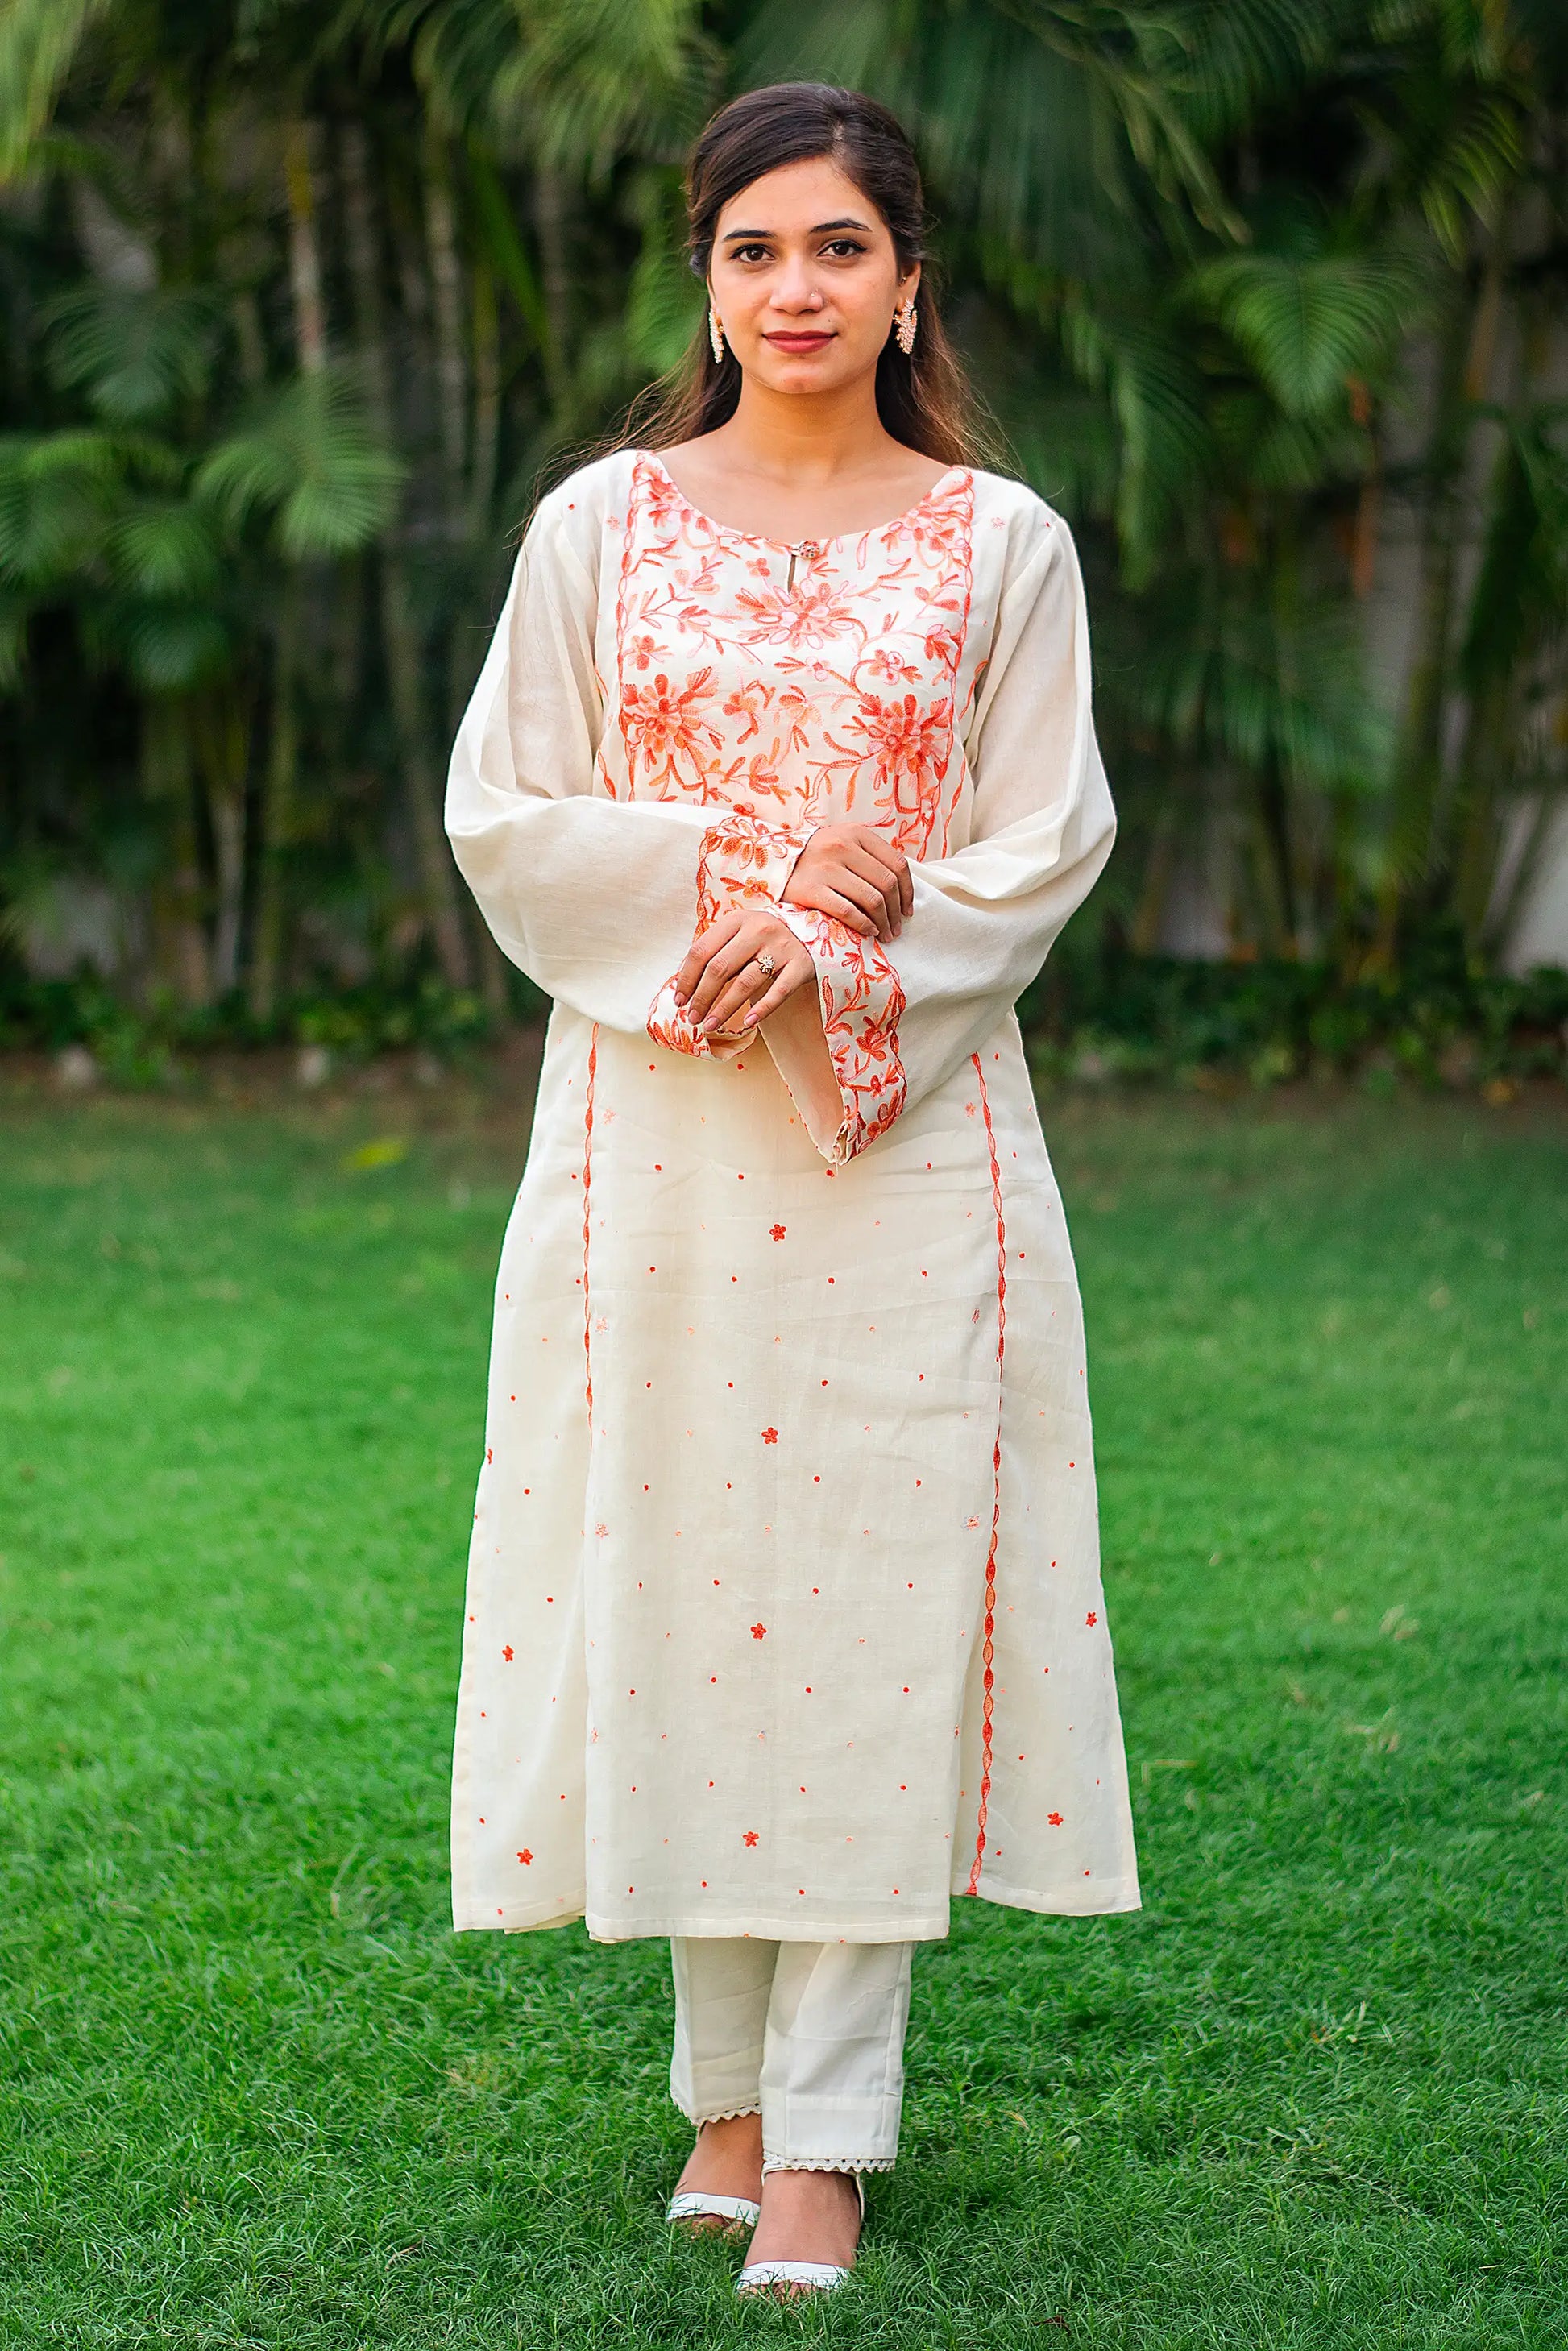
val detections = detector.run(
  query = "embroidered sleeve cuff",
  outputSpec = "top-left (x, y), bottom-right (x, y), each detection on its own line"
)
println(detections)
top-left (701, 811), bottom-right (816, 912)
top-left (646, 815), bottom-right (818, 1061)
top-left (767, 903), bottom-right (907, 1165)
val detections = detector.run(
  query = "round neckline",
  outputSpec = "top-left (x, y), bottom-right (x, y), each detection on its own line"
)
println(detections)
top-left (636, 449), bottom-right (969, 554)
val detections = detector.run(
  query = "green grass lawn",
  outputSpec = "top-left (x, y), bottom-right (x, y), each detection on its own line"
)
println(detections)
top-left (2, 1068), bottom-right (1565, 2349)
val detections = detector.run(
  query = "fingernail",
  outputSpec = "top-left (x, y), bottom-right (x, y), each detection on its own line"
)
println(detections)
top-left (743, 1010), bottom-right (758, 1028)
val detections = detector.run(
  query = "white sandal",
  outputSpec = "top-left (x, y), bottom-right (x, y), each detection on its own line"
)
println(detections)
top-left (665, 2190), bottom-right (761, 2233)
top-left (735, 2173), bottom-right (865, 2297)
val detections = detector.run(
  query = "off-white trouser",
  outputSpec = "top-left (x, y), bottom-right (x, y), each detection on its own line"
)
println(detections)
top-left (669, 1936), bottom-right (914, 2173)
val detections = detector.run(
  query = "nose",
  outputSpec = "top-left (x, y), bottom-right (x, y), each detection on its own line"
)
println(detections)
top-left (770, 256), bottom-right (824, 314)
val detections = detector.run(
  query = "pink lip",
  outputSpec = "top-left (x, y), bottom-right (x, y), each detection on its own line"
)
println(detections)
top-left (765, 330), bottom-right (833, 350)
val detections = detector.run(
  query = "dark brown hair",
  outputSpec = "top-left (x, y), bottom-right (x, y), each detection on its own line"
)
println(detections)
top-left (626, 81), bottom-right (981, 466)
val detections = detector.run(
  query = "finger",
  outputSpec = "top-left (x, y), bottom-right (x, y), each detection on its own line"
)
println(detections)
top-left (840, 845), bottom-right (902, 926)
top-left (848, 849), bottom-right (902, 937)
top-left (689, 937), bottom-right (768, 1025)
top-left (820, 869), bottom-right (891, 934)
top-left (851, 831), bottom-right (912, 912)
top-left (700, 965), bottom-right (770, 1035)
top-left (812, 889), bottom-right (877, 935)
top-left (742, 958), bottom-right (815, 1026)
top-left (675, 910), bottom-right (740, 1001)
top-left (783, 880), bottom-right (875, 934)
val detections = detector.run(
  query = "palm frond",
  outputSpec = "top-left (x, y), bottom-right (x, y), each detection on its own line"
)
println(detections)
top-left (197, 371), bottom-right (404, 558)
top-left (1133, 575), bottom-right (1390, 795)
top-left (0, 0), bottom-right (119, 182)
top-left (105, 500), bottom-right (226, 599)
top-left (1188, 240), bottom-right (1429, 419)
top-left (494, 0), bottom-right (720, 177)
top-left (624, 165), bottom-right (703, 377)
top-left (85, 592), bottom-right (233, 692)
top-left (0, 430), bottom-right (114, 586)
top-left (45, 286), bottom-right (223, 424)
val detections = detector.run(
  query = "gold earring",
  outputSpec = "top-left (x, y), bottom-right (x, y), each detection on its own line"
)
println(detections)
top-left (708, 303), bottom-right (726, 362)
top-left (894, 296), bottom-right (918, 356)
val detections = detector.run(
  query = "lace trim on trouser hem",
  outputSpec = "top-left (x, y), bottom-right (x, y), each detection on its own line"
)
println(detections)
top-left (690, 2104), bottom-right (762, 2127)
top-left (763, 2154), bottom-right (895, 2175)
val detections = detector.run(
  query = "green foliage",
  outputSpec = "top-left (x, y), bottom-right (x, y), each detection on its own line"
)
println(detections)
top-left (0, 0), bottom-right (1564, 1023)
top-left (44, 284), bottom-right (222, 422)
top-left (197, 370), bottom-right (406, 558)
top-left (0, 0), bottom-right (117, 180)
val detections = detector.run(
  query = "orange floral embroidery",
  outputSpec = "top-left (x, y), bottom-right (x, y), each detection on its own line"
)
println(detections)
top-left (616, 452), bottom-right (974, 857)
top-left (774, 904), bottom-right (906, 1163)
top-left (620, 667), bottom-right (725, 797)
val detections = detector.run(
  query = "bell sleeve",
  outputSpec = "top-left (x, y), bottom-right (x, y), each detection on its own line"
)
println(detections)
top-left (446, 482), bottom-right (812, 1034)
top-left (761, 504), bottom-right (1116, 1162)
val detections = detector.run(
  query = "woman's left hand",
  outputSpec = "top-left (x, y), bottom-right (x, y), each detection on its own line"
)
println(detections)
top-left (674, 907), bottom-right (815, 1039)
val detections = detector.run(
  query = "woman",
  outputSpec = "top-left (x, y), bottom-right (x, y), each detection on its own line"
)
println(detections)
top-left (445, 81), bottom-right (1139, 2297)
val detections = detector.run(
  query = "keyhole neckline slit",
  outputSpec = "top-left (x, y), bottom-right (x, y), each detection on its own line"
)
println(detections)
top-left (635, 450), bottom-right (971, 558)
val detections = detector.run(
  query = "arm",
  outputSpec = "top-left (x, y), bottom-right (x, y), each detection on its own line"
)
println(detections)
top-left (762, 509), bottom-right (1115, 1162)
top-left (446, 483), bottom-right (778, 1034)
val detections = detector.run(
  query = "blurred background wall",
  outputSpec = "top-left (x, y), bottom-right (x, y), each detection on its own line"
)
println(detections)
top-left (2, 1), bottom-right (1566, 1074)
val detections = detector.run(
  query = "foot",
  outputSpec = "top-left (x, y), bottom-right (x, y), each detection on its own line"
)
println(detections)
top-left (670, 2113), bottom-right (764, 2232)
top-left (740, 2166), bottom-right (863, 2291)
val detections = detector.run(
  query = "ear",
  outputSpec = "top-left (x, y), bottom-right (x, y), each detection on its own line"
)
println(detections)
top-left (899, 262), bottom-right (923, 304)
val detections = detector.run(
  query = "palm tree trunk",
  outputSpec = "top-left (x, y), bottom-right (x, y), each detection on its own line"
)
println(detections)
top-left (249, 590), bottom-right (298, 1022)
top-left (143, 696), bottom-right (209, 1008)
top-left (283, 118), bottom-right (327, 374)
top-left (341, 118), bottom-right (472, 989)
top-left (196, 689), bottom-right (249, 995)
top-left (422, 122), bottom-right (467, 506)
top-left (1375, 211), bottom-right (1512, 962)
top-left (533, 163), bottom-right (573, 425)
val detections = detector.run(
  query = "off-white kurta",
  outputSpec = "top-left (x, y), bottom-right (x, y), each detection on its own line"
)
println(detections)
top-left (446, 448), bottom-right (1139, 1944)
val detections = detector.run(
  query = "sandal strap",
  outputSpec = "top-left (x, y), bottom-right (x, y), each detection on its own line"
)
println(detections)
top-left (666, 2191), bottom-right (761, 2227)
top-left (736, 2260), bottom-right (851, 2293)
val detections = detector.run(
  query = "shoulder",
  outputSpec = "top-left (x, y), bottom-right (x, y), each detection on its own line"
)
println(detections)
top-left (967, 467), bottom-right (1069, 562)
top-left (521, 448), bottom-right (641, 578)
top-left (964, 468), bottom-right (1081, 620)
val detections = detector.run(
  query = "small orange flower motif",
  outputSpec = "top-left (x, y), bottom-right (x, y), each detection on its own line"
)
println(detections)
top-left (750, 1623), bottom-right (766, 1640)
top-left (502, 1644), bottom-right (514, 1661)
top-left (1085, 1611), bottom-right (1098, 1627)
top-left (1047, 1813), bottom-right (1063, 1828)
top-left (743, 1830), bottom-right (760, 1847)
top-left (769, 1224), bottom-right (786, 1241)
top-left (761, 1427), bottom-right (778, 1444)
top-left (517, 1847), bottom-right (533, 1864)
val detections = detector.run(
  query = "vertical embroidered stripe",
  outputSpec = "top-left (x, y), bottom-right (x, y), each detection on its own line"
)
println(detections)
top-left (967, 1054), bottom-right (1006, 1894)
top-left (938, 474), bottom-right (977, 856)
top-left (582, 1023), bottom-right (599, 1429)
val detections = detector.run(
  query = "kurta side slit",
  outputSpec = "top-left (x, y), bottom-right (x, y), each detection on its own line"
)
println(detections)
top-left (446, 449), bottom-right (1139, 1943)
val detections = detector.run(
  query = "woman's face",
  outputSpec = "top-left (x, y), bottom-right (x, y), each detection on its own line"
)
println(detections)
top-left (707, 155), bottom-right (918, 399)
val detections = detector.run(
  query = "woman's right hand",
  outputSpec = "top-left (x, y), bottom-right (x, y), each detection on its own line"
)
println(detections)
top-left (782, 823), bottom-right (913, 940)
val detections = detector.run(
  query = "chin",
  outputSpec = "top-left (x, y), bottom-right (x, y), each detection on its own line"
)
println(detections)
top-left (753, 355), bottom-right (858, 393)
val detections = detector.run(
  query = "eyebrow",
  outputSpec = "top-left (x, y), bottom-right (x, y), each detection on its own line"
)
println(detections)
top-left (720, 217), bottom-right (873, 240)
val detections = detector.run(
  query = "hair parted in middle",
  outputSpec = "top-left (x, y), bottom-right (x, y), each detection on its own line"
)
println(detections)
top-left (625, 81), bottom-right (983, 468)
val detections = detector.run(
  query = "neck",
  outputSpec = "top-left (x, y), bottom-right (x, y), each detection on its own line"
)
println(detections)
top-left (719, 373), bottom-right (896, 483)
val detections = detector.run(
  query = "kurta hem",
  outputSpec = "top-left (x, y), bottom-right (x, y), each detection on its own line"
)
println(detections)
top-left (586, 1908), bottom-right (953, 1945)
